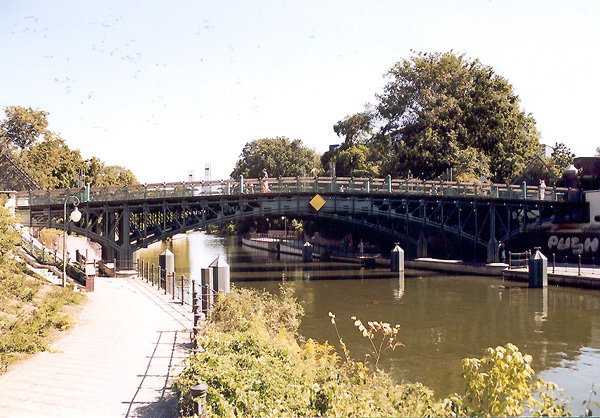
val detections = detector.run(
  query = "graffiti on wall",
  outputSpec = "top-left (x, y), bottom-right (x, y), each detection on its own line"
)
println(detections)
top-left (547, 235), bottom-right (600, 255)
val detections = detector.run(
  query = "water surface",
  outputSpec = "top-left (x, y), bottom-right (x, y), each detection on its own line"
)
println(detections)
top-left (138, 232), bottom-right (600, 413)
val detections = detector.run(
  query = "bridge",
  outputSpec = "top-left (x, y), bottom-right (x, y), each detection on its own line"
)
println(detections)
top-left (14, 176), bottom-right (588, 268)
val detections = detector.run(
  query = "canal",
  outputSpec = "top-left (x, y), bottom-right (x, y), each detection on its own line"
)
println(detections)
top-left (137, 232), bottom-right (600, 413)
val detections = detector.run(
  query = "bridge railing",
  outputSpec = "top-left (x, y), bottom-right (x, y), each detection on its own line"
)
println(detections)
top-left (16, 176), bottom-right (580, 207)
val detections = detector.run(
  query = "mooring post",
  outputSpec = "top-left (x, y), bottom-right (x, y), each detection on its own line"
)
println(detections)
top-left (578, 254), bottom-right (582, 276)
top-left (302, 241), bottom-right (313, 262)
top-left (528, 247), bottom-right (548, 288)
top-left (390, 243), bottom-right (405, 272)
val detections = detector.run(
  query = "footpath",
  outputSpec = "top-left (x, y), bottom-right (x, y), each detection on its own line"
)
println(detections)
top-left (0, 276), bottom-right (193, 418)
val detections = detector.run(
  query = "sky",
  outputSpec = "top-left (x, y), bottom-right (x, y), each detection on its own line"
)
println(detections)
top-left (1, 0), bottom-right (599, 183)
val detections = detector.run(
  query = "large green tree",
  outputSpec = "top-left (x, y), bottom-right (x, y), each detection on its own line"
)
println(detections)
top-left (0, 106), bottom-right (50, 149)
top-left (337, 51), bottom-right (542, 183)
top-left (230, 137), bottom-right (321, 178)
top-left (0, 106), bottom-right (137, 189)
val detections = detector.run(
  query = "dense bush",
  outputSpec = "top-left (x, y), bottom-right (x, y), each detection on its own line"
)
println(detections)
top-left (175, 286), bottom-right (569, 417)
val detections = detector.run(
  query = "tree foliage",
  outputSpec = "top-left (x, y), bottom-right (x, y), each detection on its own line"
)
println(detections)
top-left (335, 51), bottom-right (542, 183)
top-left (549, 142), bottom-right (575, 171)
top-left (230, 137), bottom-right (321, 179)
top-left (0, 106), bottom-right (137, 189)
top-left (0, 106), bottom-right (50, 149)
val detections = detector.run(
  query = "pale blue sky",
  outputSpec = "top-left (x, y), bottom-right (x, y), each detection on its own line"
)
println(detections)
top-left (1, 1), bottom-right (598, 183)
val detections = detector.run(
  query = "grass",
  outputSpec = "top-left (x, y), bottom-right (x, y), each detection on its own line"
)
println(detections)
top-left (0, 264), bottom-right (85, 373)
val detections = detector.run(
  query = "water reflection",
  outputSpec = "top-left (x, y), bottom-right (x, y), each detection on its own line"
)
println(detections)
top-left (137, 232), bottom-right (600, 412)
top-left (394, 272), bottom-right (405, 300)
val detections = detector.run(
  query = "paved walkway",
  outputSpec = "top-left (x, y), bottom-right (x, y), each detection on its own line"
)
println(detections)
top-left (0, 277), bottom-right (193, 418)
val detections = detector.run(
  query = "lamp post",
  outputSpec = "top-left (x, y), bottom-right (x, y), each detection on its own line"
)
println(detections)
top-left (63, 196), bottom-right (82, 287)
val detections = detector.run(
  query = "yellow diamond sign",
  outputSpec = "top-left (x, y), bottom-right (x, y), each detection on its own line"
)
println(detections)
top-left (310, 194), bottom-right (326, 211)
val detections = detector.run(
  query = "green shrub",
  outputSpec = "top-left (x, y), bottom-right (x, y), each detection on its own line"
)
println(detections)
top-left (0, 276), bottom-right (84, 372)
top-left (175, 287), bottom-right (569, 417)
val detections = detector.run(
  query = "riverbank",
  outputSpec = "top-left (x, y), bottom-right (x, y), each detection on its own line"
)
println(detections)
top-left (242, 236), bottom-right (600, 290)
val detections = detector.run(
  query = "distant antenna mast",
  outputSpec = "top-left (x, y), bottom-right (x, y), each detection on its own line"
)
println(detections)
top-left (204, 163), bottom-right (211, 181)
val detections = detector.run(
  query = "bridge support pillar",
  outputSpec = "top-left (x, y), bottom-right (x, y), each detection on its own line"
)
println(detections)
top-left (417, 232), bottom-right (427, 258)
top-left (487, 236), bottom-right (499, 264)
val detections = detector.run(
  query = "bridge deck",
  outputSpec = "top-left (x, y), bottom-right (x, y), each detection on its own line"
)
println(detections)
top-left (14, 176), bottom-right (581, 207)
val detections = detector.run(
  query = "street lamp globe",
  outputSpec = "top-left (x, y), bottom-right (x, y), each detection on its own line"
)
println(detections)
top-left (70, 206), bottom-right (82, 222)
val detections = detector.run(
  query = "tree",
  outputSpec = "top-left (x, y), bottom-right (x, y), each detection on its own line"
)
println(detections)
top-left (19, 136), bottom-right (86, 189)
top-left (550, 142), bottom-right (575, 171)
top-left (321, 143), bottom-right (379, 177)
top-left (83, 157), bottom-right (137, 186)
top-left (230, 137), bottom-right (321, 179)
top-left (596, 147), bottom-right (600, 157)
top-left (0, 106), bottom-right (50, 149)
top-left (0, 106), bottom-right (137, 189)
top-left (337, 51), bottom-right (541, 183)
top-left (322, 110), bottom-right (380, 177)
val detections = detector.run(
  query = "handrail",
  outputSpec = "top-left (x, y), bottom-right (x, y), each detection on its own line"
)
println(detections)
top-left (14, 176), bottom-right (580, 207)
top-left (19, 235), bottom-right (86, 283)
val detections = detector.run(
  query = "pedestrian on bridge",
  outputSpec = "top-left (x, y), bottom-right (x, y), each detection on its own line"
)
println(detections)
top-left (539, 179), bottom-right (546, 200)
top-left (262, 168), bottom-right (270, 192)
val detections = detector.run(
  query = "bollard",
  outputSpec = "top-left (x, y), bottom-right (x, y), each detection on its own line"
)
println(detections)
top-left (190, 382), bottom-right (208, 418)
top-left (85, 263), bottom-right (95, 292)
top-left (159, 248), bottom-right (175, 278)
top-left (552, 253), bottom-right (556, 274)
top-left (578, 254), bottom-right (581, 276)
top-left (390, 243), bottom-right (405, 272)
top-left (209, 256), bottom-right (230, 293)
top-left (302, 241), bottom-right (313, 262)
top-left (528, 248), bottom-right (548, 288)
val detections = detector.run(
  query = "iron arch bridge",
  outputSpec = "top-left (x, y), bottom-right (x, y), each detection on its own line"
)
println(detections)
top-left (14, 176), bottom-right (587, 267)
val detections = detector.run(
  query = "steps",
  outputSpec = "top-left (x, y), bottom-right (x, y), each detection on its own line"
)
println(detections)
top-left (28, 266), bottom-right (62, 285)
